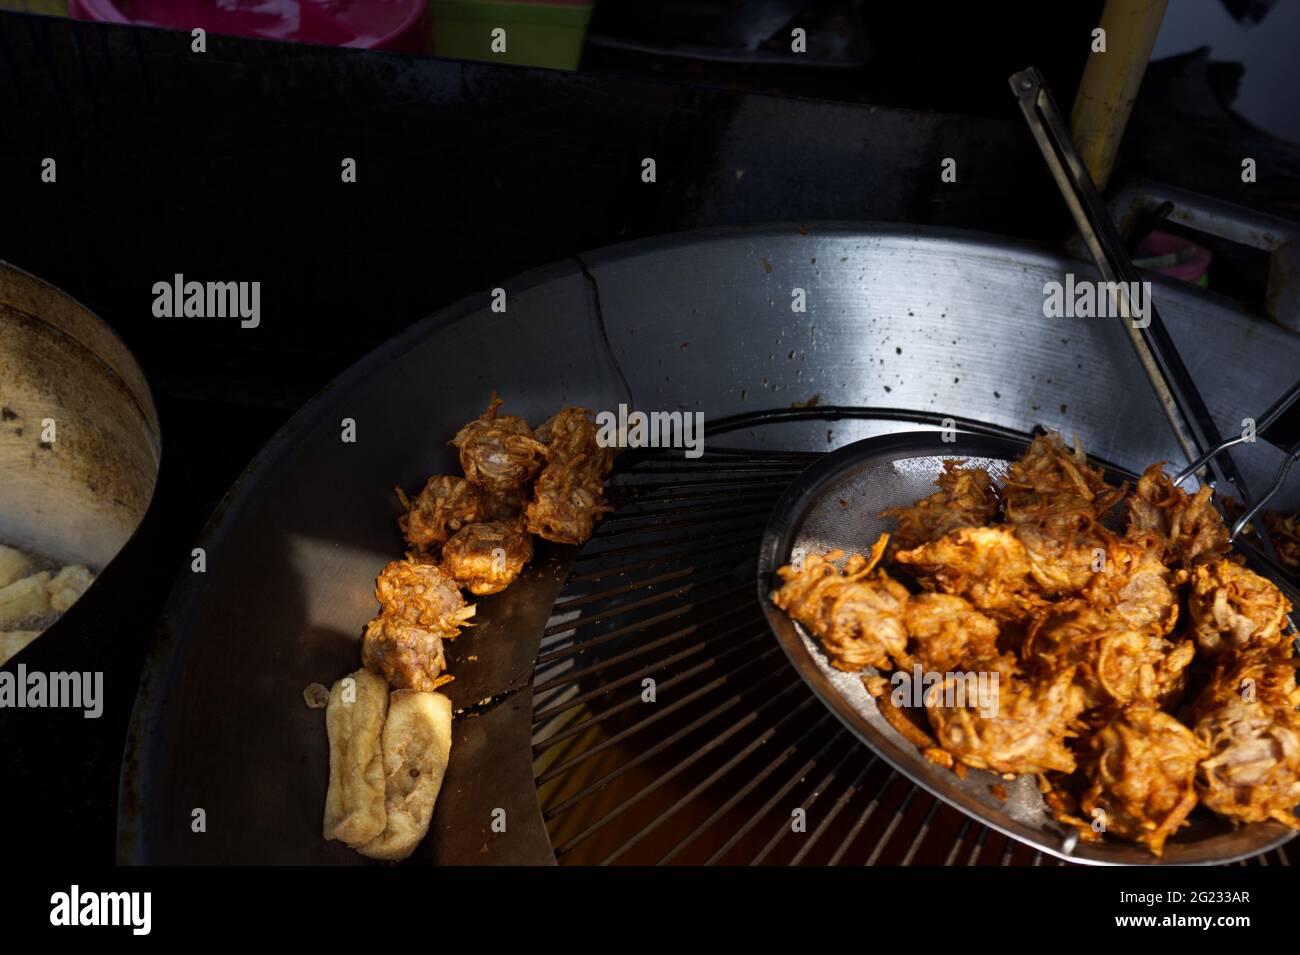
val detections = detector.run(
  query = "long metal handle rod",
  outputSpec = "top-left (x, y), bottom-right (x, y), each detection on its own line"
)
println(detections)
top-left (1010, 67), bottom-right (1250, 506)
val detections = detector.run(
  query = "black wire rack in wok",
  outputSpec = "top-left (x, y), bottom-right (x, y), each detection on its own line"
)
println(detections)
top-left (529, 408), bottom-right (1295, 867)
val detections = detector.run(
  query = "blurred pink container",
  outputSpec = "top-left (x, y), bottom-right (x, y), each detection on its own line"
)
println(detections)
top-left (1134, 230), bottom-right (1213, 287)
top-left (69, 0), bottom-right (429, 53)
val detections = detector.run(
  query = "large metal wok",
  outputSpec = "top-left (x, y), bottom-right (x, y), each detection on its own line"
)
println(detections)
top-left (120, 223), bottom-right (1300, 864)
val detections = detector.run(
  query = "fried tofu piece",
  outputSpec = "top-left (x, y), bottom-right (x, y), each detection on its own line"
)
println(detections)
top-left (356, 690), bottom-right (453, 862)
top-left (47, 564), bottom-right (94, 613)
top-left (1074, 705), bottom-right (1206, 856)
top-left (0, 544), bottom-right (32, 589)
top-left (924, 663), bottom-right (1086, 776)
top-left (894, 525), bottom-right (1040, 619)
top-left (324, 668), bottom-right (391, 847)
top-left (1127, 463), bottom-right (1230, 567)
top-left (450, 393), bottom-right (547, 494)
top-left (0, 571), bottom-right (51, 629)
top-left (881, 460), bottom-right (999, 552)
top-left (771, 538), bottom-right (910, 672)
top-left (1188, 558), bottom-right (1292, 659)
top-left (441, 519), bottom-right (533, 595)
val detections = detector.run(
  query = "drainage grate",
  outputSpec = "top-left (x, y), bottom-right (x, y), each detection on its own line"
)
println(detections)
top-left (530, 417), bottom-right (1293, 867)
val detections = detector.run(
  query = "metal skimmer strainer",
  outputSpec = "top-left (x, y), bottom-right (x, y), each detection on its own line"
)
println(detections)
top-left (756, 430), bottom-right (1297, 865)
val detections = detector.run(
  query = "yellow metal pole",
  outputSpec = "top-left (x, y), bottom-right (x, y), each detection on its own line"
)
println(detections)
top-left (1070, 0), bottom-right (1169, 191)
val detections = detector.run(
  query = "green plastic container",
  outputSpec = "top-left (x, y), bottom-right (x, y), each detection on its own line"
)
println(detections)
top-left (432, 0), bottom-right (592, 70)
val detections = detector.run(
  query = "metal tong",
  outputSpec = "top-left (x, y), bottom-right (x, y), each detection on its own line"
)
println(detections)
top-left (1009, 67), bottom-right (1300, 556)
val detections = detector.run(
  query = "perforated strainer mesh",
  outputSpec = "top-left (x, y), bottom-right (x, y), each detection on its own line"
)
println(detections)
top-left (757, 431), bottom-right (1296, 865)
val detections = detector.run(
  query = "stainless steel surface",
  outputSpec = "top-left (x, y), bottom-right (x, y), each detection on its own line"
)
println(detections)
top-left (757, 429), bottom-right (1297, 865)
top-left (0, 259), bottom-right (161, 569)
top-left (588, 224), bottom-right (1300, 510)
top-left (122, 222), bottom-right (1300, 864)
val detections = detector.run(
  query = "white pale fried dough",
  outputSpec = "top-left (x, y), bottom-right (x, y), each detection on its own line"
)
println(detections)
top-left (0, 571), bottom-right (51, 628)
top-left (0, 544), bottom-right (32, 589)
top-left (356, 690), bottom-right (453, 861)
top-left (323, 668), bottom-right (390, 847)
top-left (48, 564), bottom-right (94, 613)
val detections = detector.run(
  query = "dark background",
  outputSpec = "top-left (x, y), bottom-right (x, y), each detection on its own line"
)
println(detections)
top-left (0, 6), bottom-right (1296, 862)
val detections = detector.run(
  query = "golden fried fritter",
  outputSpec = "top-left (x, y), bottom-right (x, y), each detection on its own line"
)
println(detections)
top-left (525, 454), bottom-right (613, 545)
top-left (1000, 433), bottom-right (1125, 597)
top-left (1198, 650), bottom-right (1300, 711)
top-left (771, 538), bottom-right (910, 672)
top-left (374, 558), bottom-right (475, 635)
top-left (881, 460), bottom-right (998, 552)
top-left (363, 559), bottom-right (475, 691)
top-left (924, 663), bottom-right (1085, 776)
top-left (1024, 603), bottom-right (1193, 710)
top-left (894, 525), bottom-right (1040, 618)
top-left (396, 475), bottom-right (489, 551)
top-left (536, 406), bottom-right (616, 475)
top-left (1014, 520), bottom-right (1113, 597)
top-left (1194, 653), bottom-right (1300, 829)
top-left (450, 393), bottom-right (547, 493)
top-left (1003, 432), bottom-right (1125, 526)
top-left (1084, 534), bottom-right (1183, 633)
top-left (1263, 511), bottom-right (1300, 571)
top-left (1188, 558), bottom-right (1293, 659)
top-left (1128, 463), bottom-right (1230, 566)
top-left (522, 406), bottom-right (617, 546)
top-left (361, 615), bottom-right (455, 693)
top-left (441, 519), bottom-right (534, 595)
top-left (903, 593), bottom-right (1001, 673)
top-left (1075, 705), bottom-right (1206, 856)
